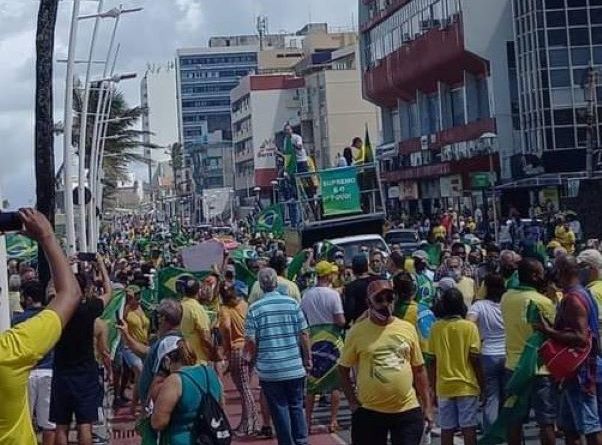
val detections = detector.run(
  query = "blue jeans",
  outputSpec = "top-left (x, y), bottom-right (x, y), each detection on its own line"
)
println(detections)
top-left (260, 378), bottom-right (308, 445)
top-left (481, 355), bottom-right (506, 431)
top-left (559, 378), bottom-right (602, 436)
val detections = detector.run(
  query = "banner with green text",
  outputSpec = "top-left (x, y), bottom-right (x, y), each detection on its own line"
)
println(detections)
top-left (319, 167), bottom-right (361, 216)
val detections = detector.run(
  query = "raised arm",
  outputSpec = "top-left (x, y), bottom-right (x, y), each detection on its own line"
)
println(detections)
top-left (19, 209), bottom-right (81, 327)
top-left (96, 255), bottom-right (113, 305)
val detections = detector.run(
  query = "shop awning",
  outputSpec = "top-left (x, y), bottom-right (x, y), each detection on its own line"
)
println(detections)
top-left (495, 171), bottom-right (601, 190)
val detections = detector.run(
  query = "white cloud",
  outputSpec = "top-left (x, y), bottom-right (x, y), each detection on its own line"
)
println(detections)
top-left (0, 0), bottom-right (357, 207)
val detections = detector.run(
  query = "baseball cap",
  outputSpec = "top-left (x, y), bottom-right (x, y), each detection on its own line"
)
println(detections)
top-left (315, 261), bottom-right (337, 277)
top-left (153, 335), bottom-right (182, 373)
top-left (412, 250), bottom-right (429, 262)
top-left (577, 249), bottom-right (602, 269)
top-left (438, 277), bottom-right (457, 292)
top-left (367, 280), bottom-right (394, 301)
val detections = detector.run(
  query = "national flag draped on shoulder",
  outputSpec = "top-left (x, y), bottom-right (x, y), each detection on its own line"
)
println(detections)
top-left (307, 324), bottom-right (344, 394)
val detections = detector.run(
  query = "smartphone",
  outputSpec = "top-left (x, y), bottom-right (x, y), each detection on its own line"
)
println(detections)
top-left (78, 252), bottom-right (97, 262)
top-left (0, 212), bottom-right (22, 232)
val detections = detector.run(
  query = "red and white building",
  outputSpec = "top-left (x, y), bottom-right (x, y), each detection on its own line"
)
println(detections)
top-left (230, 74), bottom-right (305, 204)
top-left (359, 0), bottom-right (517, 215)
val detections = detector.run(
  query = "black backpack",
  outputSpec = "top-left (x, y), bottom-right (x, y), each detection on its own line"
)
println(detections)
top-left (180, 368), bottom-right (232, 445)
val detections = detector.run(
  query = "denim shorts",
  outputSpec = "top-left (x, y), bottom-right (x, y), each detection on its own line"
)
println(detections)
top-left (505, 370), bottom-right (557, 426)
top-left (122, 347), bottom-right (143, 372)
top-left (438, 396), bottom-right (479, 430)
top-left (559, 379), bottom-right (602, 435)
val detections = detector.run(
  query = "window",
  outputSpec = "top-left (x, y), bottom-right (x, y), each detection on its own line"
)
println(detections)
top-left (568, 9), bottom-right (587, 26)
top-left (594, 46), bottom-right (602, 63)
top-left (545, 0), bottom-right (564, 8)
top-left (569, 27), bottom-right (590, 46)
top-left (550, 69), bottom-right (571, 87)
top-left (592, 9), bottom-right (602, 24)
top-left (566, 0), bottom-right (586, 6)
top-left (427, 93), bottom-right (440, 133)
top-left (450, 88), bottom-right (465, 126)
top-left (551, 88), bottom-right (573, 106)
top-left (546, 10), bottom-right (566, 27)
top-left (548, 29), bottom-right (567, 46)
top-left (555, 127), bottom-right (575, 148)
top-left (571, 47), bottom-right (590, 65)
top-left (573, 68), bottom-right (588, 85)
top-left (549, 48), bottom-right (569, 66)
top-left (553, 108), bottom-right (574, 125)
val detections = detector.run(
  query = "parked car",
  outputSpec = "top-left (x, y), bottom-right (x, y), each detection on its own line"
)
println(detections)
top-left (319, 234), bottom-right (391, 266)
top-left (384, 229), bottom-right (420, 254)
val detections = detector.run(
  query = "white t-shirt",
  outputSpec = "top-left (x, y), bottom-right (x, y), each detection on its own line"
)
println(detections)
top-left (290, 133), bottom-right (308, 162)
top-left (467, 299), bottom-right (506, 356)
top-left (300, 286), bottom-right (344, 326)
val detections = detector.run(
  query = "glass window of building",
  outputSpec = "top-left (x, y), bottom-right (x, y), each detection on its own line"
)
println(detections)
top-left (554, 108), bottom-right (574, 125)
top-left (573, 68), bottom-right (588, 85)
top-left (571, 47), bottom-right (591, 65)
top-left (548, 29), bottom-right (568, 46)
top-left (593, 46), bottom-right (602, 63)
top-left (545, 0), bottom-right (564, 9)
top-left (569, 27), bottom-right (590, 46)
top-left (551, 87), bottom-right (573, 106)
top-left (550, 69), bottom-right (571, 86)
top-left (592, 27), bottom-right (602, 44)
top-left (591, 9), bottom-right (602, 24)
top-left (549, 48), bottom-right (569, 66)
top-left (450, 88), bottom-right (465, 126)
top-left (555, 127), bottom-right (575, 148)
top-left (577, 127), bottom-right (588, 146)
top-left (568, 9), bottom-right (587, 26)
top-left (566, 0), bottom-right (586, 6)
top-left (546, 10), bottom-right (566, 27)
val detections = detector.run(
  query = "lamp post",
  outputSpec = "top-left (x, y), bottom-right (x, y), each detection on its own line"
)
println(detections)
top-left (253, 186), bottom-right (261, 205)
top-left (270, 180), bottom-right (278, 204)
top-left (229, 189), bottom-right (235, 224)
top-left (480, 132), bottom-right (499, 243)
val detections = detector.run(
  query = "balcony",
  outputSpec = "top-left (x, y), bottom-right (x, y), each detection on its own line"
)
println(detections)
top-left (363, 17), bottom-right (488, 107)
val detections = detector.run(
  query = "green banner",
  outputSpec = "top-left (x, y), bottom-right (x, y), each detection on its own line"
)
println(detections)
top-left (320, 167), bottom-right (361, 217)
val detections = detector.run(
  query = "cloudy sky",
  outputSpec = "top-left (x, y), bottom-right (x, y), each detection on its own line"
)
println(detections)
top-left (0, 0), bottom-right (357, 208)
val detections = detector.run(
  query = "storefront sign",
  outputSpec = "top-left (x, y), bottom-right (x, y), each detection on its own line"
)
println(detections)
top-left (400, 181), bottom-right (419, 200)
top-left (470, 172), bottom-right (493, 189)
top-left (440, 174), bottom-right (463, 198)
top-left (320, 167), bottom-right (362, 216)
top-left (388, 186), bottom-right (401, 200)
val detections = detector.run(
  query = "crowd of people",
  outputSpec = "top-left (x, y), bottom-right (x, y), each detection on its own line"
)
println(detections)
top-left (2, 206), bottom-right (602, 445)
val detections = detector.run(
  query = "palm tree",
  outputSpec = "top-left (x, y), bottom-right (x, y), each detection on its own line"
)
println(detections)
top-left (72, 86), bottom-right (157, 210)
top-left (34, 0), bottom-right (59, 286)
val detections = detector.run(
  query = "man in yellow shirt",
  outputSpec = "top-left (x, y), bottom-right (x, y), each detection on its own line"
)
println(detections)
top-left (0, 209), bottom-right (81, 445)
top-left (426, 287), bottom-right (483, 445)
top-left (178, 276), bottom-right (215, 364)
top-left (500, 257), bottom-right (557, 445)
top-left (338, 280), bottom-right (433, 445)
top-left (248, 255), bottom-right (301, 304)
top-left (554, 220), bottom-right (576, 254)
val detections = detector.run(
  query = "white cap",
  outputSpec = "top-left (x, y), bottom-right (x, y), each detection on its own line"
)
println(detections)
top-left (577, 249), bottom-right (602, 270)
top-left (153, 335), bottom-right (182, 373)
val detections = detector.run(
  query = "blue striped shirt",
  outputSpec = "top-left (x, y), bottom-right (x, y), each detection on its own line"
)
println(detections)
top-left (245, 291), bottom-right (308, 382)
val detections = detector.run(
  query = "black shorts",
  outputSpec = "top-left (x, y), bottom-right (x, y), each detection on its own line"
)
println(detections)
top-left (50, 368), bottom-right (102, 425)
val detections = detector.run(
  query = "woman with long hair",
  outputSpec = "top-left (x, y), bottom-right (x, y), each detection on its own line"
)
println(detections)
top-left (218, 282), bottom-right (259, 436)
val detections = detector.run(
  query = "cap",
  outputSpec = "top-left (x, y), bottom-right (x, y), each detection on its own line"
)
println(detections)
top-left (577, 249), bottom-right (602, 269)
top-left (438, 277), bottom-right (457, 292)
top-left (315, 261), bottom-right (337, 277)
top-left (367, 280), bottom-right (394, 300)
top-left (153, 335), bottom-right (182, 373)
top-left (412, 250), bottom-right (429, 262)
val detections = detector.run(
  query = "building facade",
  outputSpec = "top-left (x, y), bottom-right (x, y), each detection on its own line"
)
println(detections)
top-left (176, 45), bottom-right (259, 192)
top-left (230, 74), bottom-right (305, 203)
top-left (358, 0), bottom-right (516, 216)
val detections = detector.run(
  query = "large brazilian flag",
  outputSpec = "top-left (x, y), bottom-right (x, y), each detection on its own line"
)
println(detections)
top-left (307, 324), bottom-right (344, 395)
top-left (100, 289), bottom-right (126, 359)
top-left (157, 267), bottom-right (211, 300)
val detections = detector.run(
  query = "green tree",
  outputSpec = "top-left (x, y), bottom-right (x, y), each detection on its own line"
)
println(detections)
top-left (72, 86), bottom-right (157, 210)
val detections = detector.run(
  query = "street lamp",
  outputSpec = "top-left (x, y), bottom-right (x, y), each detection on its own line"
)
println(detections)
top-left (480, 132), bottom-right (499, 243)
top-left (270, 180), bottom-right (278, 204)
top-left (253, 186), bottom-right (261, 204)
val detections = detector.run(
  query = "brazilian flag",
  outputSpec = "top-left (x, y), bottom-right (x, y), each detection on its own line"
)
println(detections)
top-left (5, 234), bottom-right (38, 262)
top-left (287, 249), bottom-right (310, 282)
top-left (254, 204), bottom-right (284, 237)
top-left (307, 324), bottom-right (344, 395)
top-left (100, 289), bottom-right (126, 359)
top-left (283, 135), bottom-right (297, 177)
top-left (157, 267), bottom-right (211, 300)
top-left (363, 124), bottom-right (374, 163)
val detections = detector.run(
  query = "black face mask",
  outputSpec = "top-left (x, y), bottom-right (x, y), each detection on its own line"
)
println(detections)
top-left (486, 259), bottom-right (500, 271)
top-left (500, 265), bottom-right (515, 278)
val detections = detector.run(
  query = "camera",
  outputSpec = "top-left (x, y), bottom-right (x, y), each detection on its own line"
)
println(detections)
top-left (77, 252), bottom-right (97, 262)
top-left (0, 212), bottom-right (22, 232)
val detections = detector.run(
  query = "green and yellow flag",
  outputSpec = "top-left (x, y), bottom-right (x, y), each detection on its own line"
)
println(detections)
top-left (157, 267), bottom-right (211, 300)
top-left (254, 204), bottom-right (284, 237)
top-left (283, 136), bottom-right (297, 177)
top-left (307, 324), bottom-right (344, 395)
top-left (230, 247), bottom-right (258, 289)
top-left (5, 234), bottom-right (38, 262)
top-left (100, 289), bottom-right (126, 359)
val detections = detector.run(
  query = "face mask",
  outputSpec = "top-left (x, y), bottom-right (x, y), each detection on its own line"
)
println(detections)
top-left (486, 258), bottom-right (500, 270)
top-left (415, 261), bottom-right (426, 273)
top-left (449, 269), bottom-right (462, 282)
top-left (579, 268), bottom-right (591, 286)
top-left (370, 305), bottom-right (392, 323)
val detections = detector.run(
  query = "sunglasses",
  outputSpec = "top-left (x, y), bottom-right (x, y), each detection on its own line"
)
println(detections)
top-left (372, 292), bottom-right (395, 304)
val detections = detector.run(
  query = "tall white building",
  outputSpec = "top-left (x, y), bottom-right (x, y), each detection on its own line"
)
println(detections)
top-left (140, 63), bottom-right (179, 164)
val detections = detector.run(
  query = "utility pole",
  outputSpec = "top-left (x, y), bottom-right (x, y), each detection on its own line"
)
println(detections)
top-left (585, 63), bottom-right (598, 178)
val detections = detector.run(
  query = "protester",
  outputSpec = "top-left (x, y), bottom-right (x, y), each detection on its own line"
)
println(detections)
top-left (248, 253), bottom-right (301, 303)
top-left (339, 280), bottom-right (433, 445)
top-left (51, 253), bottom-right (113, 445)
top-left (300, 261), bottom-right (345, 433)
top-left (0, 209), bottom-right (81, 444)
top-left (467, 273), bottom-right (506, 430)
top-left (178, 275), bottom-right (215, 364)
top-left (501, 257), bottom-right (557, 445)
top-left (412, 250), bottom-right (436, 305)
top-left (218, 282), bottom-right (258, 436)
top-left (428, 288), bottom-right (483, 445)
top-left (342, 254), bottom-right (379, 325)
top-left (244, 268), bottom-right (311, 445)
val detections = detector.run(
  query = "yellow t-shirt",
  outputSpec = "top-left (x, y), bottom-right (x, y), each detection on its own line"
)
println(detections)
top-left (0, 309), bottom-right (62, 445)
top-left (500, 287), bottom-right (556, 373)
top-left (426, 318), bottom-right (480, 398)
top-left (587, 281), bottom-right (602, 338)
top-left (180, 297), bottom-right (211, 364)
top-left (126, 309), bottom-right (149, 345)
top-left (456, 277), bottom-right (476, 307)
top-left (554, 226), bottom-right (576, 253)
top-left (339, 318), bottom-right (424, 414)
top-left (248, 276), bottom-right (301, 304)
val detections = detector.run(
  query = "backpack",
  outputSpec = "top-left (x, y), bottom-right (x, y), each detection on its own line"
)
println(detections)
top-left (179, 368), bottom-right (232, 445)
